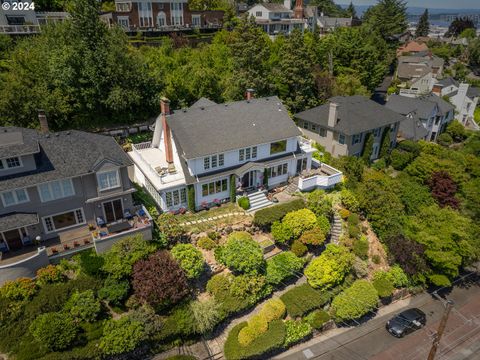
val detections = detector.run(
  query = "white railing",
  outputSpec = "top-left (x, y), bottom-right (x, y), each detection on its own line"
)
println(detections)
top-left (131, 142), bottom-right (184, 186)
top-left (132, 141), bottom-right (152, 151)
top-left (0, 25), bottom-right (41, 34)
top-left (297, 164), bottom-right (343, 191)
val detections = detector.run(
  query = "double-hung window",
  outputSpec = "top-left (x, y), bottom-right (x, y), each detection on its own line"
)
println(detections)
top-left (201, 179), bottom-right (228, 196)
top-left (352, 133), bottom-right (363, 145)
top-left (1, 188), bottom-right (29, 207)
top-left (239, 147), bottom-right (257, 162)
top-left (204, 154), bottom-right (224, 170)
top-left (338, 134), bottom-right (346, 145)
top-left (38, 179), bottom-right (75, 202)
top-left (97, 170), bottom-right (120, 191)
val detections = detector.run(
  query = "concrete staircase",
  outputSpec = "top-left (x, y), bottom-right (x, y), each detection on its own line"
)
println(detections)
top-left (330, 212), bottom-right (343, 244)
top-left (247, 190), bottom-right (272, 212)
top-left (284, 177), bottom-right (299, 195)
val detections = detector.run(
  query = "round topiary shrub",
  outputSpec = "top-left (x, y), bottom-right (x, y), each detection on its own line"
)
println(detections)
top-left (260, 298), bottom-right (286, 322)
top-left (304, 309), bottom-right (330, 330)
top-left (331, 280), bottom-right (379, 322)
top-left (339, 209), bottom-right (350, 219)
top-left (299, 227), bottom-right (326, 246)
top-left (372, 276), bottom-right (394, 298)
top-left (36, 265), bottom-right (65, 286)
top-left (29, 312), bottom-right (78, 351)
top-left (171, 243), bottom-right (205, 279)
top-left (215, 232), bottom-right (264, 274)
top-left (238, 196), bottom-right (250, 210)
top-left (197, 236), bottom-right (217, 250)
top-left (290, 240), bottom-right (307, 257)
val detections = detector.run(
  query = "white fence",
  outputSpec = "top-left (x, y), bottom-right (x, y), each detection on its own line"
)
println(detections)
top-left (297, 164), bottom-right (343, 191)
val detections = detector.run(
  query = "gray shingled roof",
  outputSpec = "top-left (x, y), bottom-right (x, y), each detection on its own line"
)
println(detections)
top-left (0, 128), bottom-right (132, 192)
top-left (167, 96), bottom-right (301, 159)
top-left (396, 63), bottom-right (431, 80)
top-left (421, 94), bottom-right (454, 115)
top-left (398, 115), bottom-right (429, 141)
top-left (0, 212), bottom-right (39, 232)
top-left (386, 95), bottom-right (437, 119)
top-left (0, 128), bottom-right (40, 158)
top-left (295, 96), bottom-right (406, 136)
top-left (190, 97), bottom-right (217, 109)
top-left (438, 77), bottom-right (459, 87)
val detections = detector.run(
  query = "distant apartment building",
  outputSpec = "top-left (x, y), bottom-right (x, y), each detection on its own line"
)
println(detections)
top-left (295, 96), bottom-right (404, 160)
top-left (101, 0), bottom-right (224, 31)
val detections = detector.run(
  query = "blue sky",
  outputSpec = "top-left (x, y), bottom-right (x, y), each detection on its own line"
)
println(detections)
top-left (336, 0), bottom-right (480, 9)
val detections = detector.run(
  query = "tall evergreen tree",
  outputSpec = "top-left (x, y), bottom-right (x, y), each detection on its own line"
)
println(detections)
top-left (445, 17), bottom-right (475, 38)
top-left (415, 9), bottom-right (430, 38)
top-left (225, 15), bottom-right (273, 100)
top-left (363, 0), bottom-right (408, 40)
top-left (347, 2), bottom-right (357, 19)
top-left (272, 30), bottom-right (319, 113)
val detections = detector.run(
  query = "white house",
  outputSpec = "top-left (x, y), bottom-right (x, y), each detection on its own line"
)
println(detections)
top-left (432, 78), bottom-right (480, 129)
top-left (128, 93), bottom-right (342, 213)
top-left (247, 0), bottom-right (316, 36)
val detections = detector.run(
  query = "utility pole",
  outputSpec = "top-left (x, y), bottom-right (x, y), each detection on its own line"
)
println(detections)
top-left (427, 299), bottom-right (454, 360)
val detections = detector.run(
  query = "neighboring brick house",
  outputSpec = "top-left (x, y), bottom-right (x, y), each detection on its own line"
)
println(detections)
top-left (386, 94), bottom-right (455, 141)
top-left (295, 96), bottom-right (404, 159)
top-left (0, 118), bottom-right (145, 253)
top-left (396, 40), bottom-right (429, 57)
top-left (102, 0), bottom-right (224, 30)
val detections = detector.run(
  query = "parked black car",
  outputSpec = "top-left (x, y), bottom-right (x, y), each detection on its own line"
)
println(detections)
top-left (386, 308), bottom-right (426, 338)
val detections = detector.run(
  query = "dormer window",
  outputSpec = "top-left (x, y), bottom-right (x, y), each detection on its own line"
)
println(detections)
top-left (97, 170), bottom-right (120, 191)
top-left (1, 188), bottom-right (29, 207)
top-left (0, 156), bottom-right (22, 170)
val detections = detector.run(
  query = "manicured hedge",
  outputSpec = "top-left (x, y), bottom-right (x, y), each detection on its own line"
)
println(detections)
top-left (224, 320), bottom-right (286, 360)
top-left (280, 284), bottom-right (331, 318)
top-left (253, 199), bottom-right (305, 228)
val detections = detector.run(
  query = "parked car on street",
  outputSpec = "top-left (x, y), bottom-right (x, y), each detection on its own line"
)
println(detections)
top-left (386, 308), bottom-right (426, 338)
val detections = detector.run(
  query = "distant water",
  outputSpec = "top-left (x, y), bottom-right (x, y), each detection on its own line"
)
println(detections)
top-left (339, 4), bottom-right (480, 27)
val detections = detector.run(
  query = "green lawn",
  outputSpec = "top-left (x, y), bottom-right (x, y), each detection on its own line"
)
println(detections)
top-left (177, 203), bottom-right (243, 223)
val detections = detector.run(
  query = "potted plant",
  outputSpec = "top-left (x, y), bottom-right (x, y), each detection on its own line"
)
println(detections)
top-left (63, 244), bottom-right (69, 250)
top-left (51, 247), bottom-right (58, 254)
top-left (83, 239), bottom-right (90, 245)
top-left (213, 199), bottom-right (221, 207)
top-left (201, 201), bottom-right (209, 210)
top-left (73, 241), bottom-right (79, 247)
top-left (88, 223), bottom-right (96, 231)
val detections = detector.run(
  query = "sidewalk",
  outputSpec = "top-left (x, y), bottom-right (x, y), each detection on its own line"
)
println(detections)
top-left (274, 292), bottom-right (424, 359)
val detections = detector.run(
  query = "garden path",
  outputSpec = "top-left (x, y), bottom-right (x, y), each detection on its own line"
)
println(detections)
top-left (153, 276), bottom-right (307, 360)
top-left (179, 212), bottom-right (249, 227)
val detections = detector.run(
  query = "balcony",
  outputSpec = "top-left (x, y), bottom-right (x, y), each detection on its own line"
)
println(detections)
top-left (0, 25), bottom-right (41, 34)
top-left (297, 163), bottom-right (343, 191)
top-left (299, 137), bottom-right (316, 153)
top-left (130, 142), bottom-right (186, 190)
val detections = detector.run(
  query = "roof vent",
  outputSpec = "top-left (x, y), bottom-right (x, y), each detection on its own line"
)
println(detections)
top-left (246, 100), bottom-right (250, 103)
top-left (55, 133), bottom-right (59, 137)
top-left (183, 109), bottom-right (187, 113)
top-left (66, 131), bottom-right (70, 135)
top-left (200, 107), bottom-right (205, 110)
top-left (46, 134), bottom-right (50, 138)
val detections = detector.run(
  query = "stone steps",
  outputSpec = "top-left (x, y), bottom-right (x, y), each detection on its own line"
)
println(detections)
top-left (330, 212), bottom-right (343, 244)
top-left (247, 190), bottom-right (272, 212)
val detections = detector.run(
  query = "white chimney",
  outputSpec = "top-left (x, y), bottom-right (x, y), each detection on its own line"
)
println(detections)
top-left (328, 102), bottom-right (338, 128)
top-left (284, 0), bottom-right (291, 10)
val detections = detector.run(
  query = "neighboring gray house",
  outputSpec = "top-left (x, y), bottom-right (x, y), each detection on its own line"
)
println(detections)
top-left (295, 96), bottom-right (404, 159)
top-left (396, 54), bottom-right (444, 96)
top-left (0, 122), bottom-right (137, 253)
top-left (386, 94), bottom-right (455, 141)
top-left (317, 13), bottom-right (353, 35)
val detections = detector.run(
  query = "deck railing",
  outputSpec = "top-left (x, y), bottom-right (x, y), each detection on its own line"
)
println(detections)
top-left (0, 25), bottom-right (41, 34)
top-left (297, 164), bottom-right (343, 191)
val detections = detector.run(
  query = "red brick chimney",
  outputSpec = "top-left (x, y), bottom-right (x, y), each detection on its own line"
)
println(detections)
top-left (246, 88), bottom-right (255, 100)
top-left (294, 0), bottom-right (304, 19)
top-left (160, 98), bottom-right (174, 165)
top-left (38, 110), bottom-right (49, 134)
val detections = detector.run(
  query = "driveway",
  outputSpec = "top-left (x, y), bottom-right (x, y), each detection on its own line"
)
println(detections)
top-left (275, 278), bottom-right (480, 360)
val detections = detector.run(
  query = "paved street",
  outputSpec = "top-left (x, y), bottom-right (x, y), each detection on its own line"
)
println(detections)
top-left (276, 278), bottom-right (480, 360)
